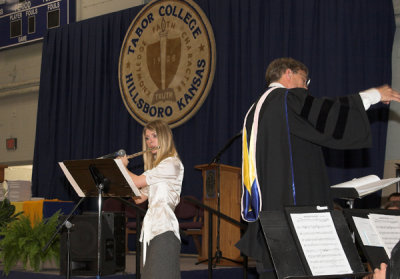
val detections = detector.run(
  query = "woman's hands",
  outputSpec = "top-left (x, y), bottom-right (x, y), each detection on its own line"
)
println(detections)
top-left (120, 155), bottom-right (129, 167)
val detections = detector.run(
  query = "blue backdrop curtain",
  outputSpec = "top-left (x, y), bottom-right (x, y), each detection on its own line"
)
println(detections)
top-left (32, 0), bottom-right (395, 210)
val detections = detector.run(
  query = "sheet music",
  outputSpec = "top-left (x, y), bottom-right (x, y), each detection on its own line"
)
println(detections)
top-left (114, 159), bottom-right (141, 196)
top-left (60, 159), bottom-right (141, 197)
top-left (355, 178), bottom-right (400, 196)
top-left (330, 175), bottom-right (400, 197)
top-left (59, 162), bottom-right (85, 197)
top-left (369, 214), bottom-right (400, 258)
top-left (290, 212), bottom-right (353, 276)
top-left (353, 216), bottom-right (383, 247)
top-left (331, 175), bottom-right (379, 189)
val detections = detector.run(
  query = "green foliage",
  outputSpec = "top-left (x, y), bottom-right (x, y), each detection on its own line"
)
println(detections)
top-left (0, 210), bottom-right (61, 275)
top-left (0, 198), bottom-right (23, 229)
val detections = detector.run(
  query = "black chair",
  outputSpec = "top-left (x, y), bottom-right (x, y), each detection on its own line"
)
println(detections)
top-left (124, 200), bottom-right (148, 252)
top-left (175, 196), bottom-right (204, 255)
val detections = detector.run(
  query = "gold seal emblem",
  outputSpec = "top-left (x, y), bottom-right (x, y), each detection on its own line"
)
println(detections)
top-left (119, 0), bottom-right (216, 128)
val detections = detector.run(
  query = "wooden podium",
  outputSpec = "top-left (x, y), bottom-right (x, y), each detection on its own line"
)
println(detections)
top-left (195, 163), bottom-right (243, 265)
top-left (0, 165), bottom-right (7, 183)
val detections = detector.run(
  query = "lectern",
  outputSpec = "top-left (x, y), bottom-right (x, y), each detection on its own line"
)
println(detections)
top-left (0, 164), bottom-right (7, 182)
top-left (195, 163), bottom-right (242, 265)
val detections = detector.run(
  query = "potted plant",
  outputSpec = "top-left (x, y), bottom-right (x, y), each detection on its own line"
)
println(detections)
top-left (0, 198), bottom-right (23, 229)
top-left (0, 210), bottom-right (61, 275)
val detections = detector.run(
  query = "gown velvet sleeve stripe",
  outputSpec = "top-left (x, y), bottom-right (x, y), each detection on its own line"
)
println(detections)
top-left (316, 99), bottom-right (334, 133)
top-left (300, 95), bottom-right (314, 119)
top-left (333, 97), bottom-right (350, 139)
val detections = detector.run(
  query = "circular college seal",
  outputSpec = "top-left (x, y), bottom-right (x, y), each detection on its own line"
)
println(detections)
top-left (119, 0), bottom-right (216, 128)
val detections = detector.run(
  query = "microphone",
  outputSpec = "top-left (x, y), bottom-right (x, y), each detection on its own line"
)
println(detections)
top-left (98, 149), bottom-right (126, 159)
top-left (64, 220), bottom-right (74, 229)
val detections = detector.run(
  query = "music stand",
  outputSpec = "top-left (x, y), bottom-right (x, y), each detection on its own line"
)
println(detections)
top-left (59, 158), bottom-right (140, 277)
top-left (259, 208), bottom-right (369, 279)
top-left (330, 176), bottom-right (400, 209)
top-left (343, 208), bottom-right (400, 270)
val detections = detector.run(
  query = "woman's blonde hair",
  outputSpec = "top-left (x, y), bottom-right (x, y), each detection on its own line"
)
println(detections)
top-left (142, 120), bottom-right (178, 170)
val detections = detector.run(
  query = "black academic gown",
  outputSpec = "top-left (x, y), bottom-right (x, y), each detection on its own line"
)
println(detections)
top-left (236, 87), bottom-right (372, 276)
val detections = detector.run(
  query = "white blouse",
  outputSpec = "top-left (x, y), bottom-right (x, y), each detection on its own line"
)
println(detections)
top-left (139, 156), bottom-right (184, 264)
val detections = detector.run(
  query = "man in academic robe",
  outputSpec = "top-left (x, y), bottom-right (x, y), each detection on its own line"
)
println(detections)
top-left (236, 57), bottom-right (400, 279)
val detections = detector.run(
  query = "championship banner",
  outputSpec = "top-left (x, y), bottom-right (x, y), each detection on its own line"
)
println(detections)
top-left (119, 0), bottom-right (216, 128)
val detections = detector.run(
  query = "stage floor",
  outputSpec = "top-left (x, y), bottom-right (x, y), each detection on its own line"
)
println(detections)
top-left (2, 253), bottom-right (256, 277)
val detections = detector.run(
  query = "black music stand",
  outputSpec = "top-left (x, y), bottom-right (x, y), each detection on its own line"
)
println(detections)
top-left (259, 207), bottom-right (369, 279)
top-left (183, 196), bottom-right (248, 279)
top-left (59, 158), bottom-right (140, 277)
top-left (343, 208), bottom-right (400, 270)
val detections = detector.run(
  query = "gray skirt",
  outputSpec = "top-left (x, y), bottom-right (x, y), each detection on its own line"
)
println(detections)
top-left (141, 231), bottom-right (181, 279)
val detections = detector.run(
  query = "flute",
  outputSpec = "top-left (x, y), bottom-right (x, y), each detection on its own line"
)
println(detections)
top-left (126, 146), bottom-right (160, 159)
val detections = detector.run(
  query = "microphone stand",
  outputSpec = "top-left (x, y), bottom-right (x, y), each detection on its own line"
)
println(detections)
top-left (200, 131), bottom-right (242, 267)
top-left (65, 220), bottom-right (73, 279)
top-left (42, 197), bottom-right (86, 279)
top-left (89, 164), bottom-right (110, 279)
top-left (209, 131), bottom-right (242, 165)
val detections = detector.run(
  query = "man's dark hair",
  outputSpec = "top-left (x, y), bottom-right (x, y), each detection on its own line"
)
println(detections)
top-left (265, 57), bottom-right (309, 85)
top-left (388, 192), bottom-right (400, 201)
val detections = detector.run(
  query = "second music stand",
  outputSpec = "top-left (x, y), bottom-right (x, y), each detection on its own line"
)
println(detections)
top-left (59, 158), bottom-right (140, 277)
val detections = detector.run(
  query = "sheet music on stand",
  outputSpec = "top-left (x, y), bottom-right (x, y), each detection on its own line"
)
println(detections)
top-left (259, 207), bottom-right (368, 279)
top-left (289, 211), bottom-right (352, 275)
top-left (330, 175), bottom-right (400, 200)
top-left (343, 208), bottom-right (400, 269)
top-left (59, 158), bottom-right (140, 197)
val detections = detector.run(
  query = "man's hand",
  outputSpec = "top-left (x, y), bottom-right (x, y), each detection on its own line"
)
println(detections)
top-left (377, 85), bottom-right (400, 104)
top-left (373, 263), bottom-right (387, 279)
